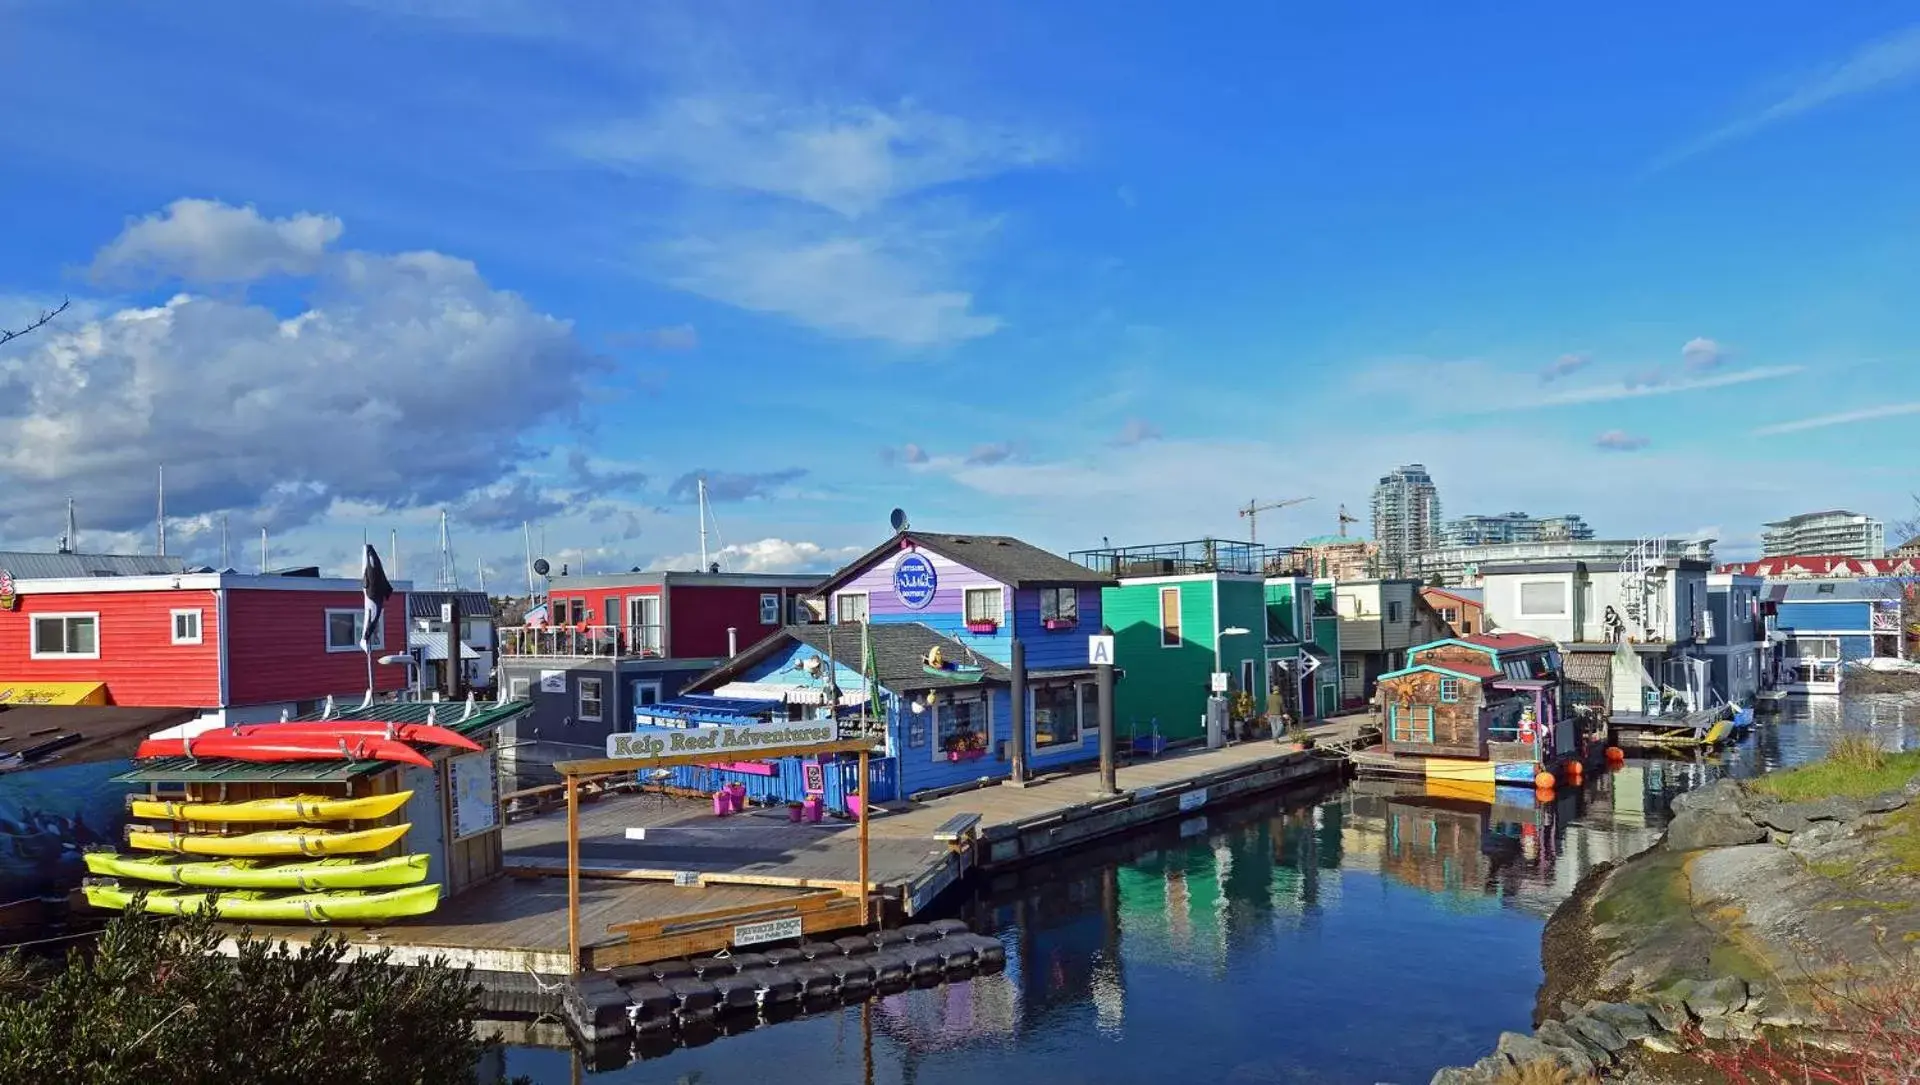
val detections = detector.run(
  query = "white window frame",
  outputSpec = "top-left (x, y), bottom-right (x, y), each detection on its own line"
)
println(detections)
top-left (325, 608), bottom-right (383, 653)
top-left (1516, 579), bottom-right (1570, 618)
top-left (1340, 659), bottom-right (1361, 680)
top-left (170, 608), bottom-right (203, 646)
top-left (632, 680), bottom-right (662, 708)
top-left (1439, 606), bottom-right (1457, 625)
top-left (509, 677), bottom-right (531, 700)
top-left (964, 587), bottom-right (1004, 626)
top-left (931, 693), bottom-right (992, 762)
top-left (578, 677), bottom-right (604, 722)
top-left (836, 591), bottom-right (870, 625)
top-left (30, 612), bottom-right (100, 659)
top-left (759, 593), bottom-right (780, 625)
top-left (1160, 587), bottom-right (1182, 648)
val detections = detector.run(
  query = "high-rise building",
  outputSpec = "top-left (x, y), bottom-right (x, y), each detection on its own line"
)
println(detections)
top-left (1760, 510), bottom-right (1885, 559)
top-left (1370, 464), bottom-right (1441, 577)
top-left (1438, 512), bottom-right (1594, 548)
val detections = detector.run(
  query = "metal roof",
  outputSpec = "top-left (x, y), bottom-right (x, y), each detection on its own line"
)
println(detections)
top-left (1775, 580), bottom-right (1895, 603)
top-left (115, 699), bottom-right (529, 784)
top-left (0, 551), bottom-right (193, 579)
top-left (407, 590), bottom-right (492, 619)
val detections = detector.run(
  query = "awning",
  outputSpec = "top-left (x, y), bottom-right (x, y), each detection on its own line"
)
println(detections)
top-left (711, 680), bottom-right (867, 706)
top-left (0, 681), bottom-right (107, 706)
top-left (409, 632), bottom-right (482, 661)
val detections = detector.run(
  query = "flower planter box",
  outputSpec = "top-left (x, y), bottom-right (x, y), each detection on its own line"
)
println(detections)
top-left (965, 620), bottom-right (999, 634)
top-left (1041, 617), bottom-right (1077, 631)
top-left (947, 748), bottom-right (986, 763)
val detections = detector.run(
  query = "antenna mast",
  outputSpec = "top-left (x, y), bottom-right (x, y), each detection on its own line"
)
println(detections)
top-left (698, 475), bottom-right (710, 571)
top-left (60, 496), bottom-right (76, 554)
top-left (220, 514), bottom-right (230, 568)
top-left (260, 527), bottom-right (268, 574)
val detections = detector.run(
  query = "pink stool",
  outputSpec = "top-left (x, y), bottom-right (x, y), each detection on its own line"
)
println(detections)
top-left (712, 790), bottom-right (732, 817)
top-left (802, 794), bottom-right (823, 823)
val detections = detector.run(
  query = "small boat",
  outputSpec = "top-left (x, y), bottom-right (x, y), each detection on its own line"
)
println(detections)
top-left (234, 721), bottom-right (480, 753)
top-left (84, 851), bottom-right (428, 890)
top-left (128, 790), bottom-right (413, 824)
top-left (83, 881), bottom-right (442, 923)
top-left (136, 732), bottom-right (432, 768)
top-left (923, 663), bottom-right (985, 680)
top-left (1631, 717), bottom-right (1733, 750)
top-left (126, 823), bottom-right (411, 857)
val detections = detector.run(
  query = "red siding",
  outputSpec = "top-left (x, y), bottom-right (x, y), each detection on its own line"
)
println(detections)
top-left (225, 589), bottom-right (409, 706)
top-left (546, 585), bottom-right (660, 627)
top-left (0, 588), bottom-right (221, 707)
top-left (668, 584), bottom-right (787, 658)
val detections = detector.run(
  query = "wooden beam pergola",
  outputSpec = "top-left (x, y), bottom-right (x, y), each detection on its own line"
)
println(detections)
top-left (553, 738), bottom-right (882, 973)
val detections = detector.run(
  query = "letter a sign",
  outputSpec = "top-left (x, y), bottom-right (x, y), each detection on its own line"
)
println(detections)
top-left (1088, 635), bottom-right (1115, 667)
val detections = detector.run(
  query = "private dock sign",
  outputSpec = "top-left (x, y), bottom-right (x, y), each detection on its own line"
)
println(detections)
top-left (606, 722), bottom-right (836, 759)
top-left (734, 916), bottom-right (804, 947)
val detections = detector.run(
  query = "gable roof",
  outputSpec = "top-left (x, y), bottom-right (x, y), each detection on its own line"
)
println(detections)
top-left (1460, 632), bottom-right (1553, 652)
top-left (407, 590), bottom-right (492, 619)
top-left (0, 551), bottom-right (194, 579)
top-left (1421, 586), bottom-right (1483, 608)
top-left (692, 622), bottom-right (1014, 696)
top-left (1379, 660), bottom-right (1500, 683)
top-left (814, 531), bottom-right (1116, 596)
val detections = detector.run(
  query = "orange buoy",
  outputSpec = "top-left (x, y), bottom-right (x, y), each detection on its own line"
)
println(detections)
top-left (1605, 746), bottom-right (1626, 763)
top-left (1534, 771), bottom-right (1556, 790)
top-left (1566, 761), bottom-right (1584, 781)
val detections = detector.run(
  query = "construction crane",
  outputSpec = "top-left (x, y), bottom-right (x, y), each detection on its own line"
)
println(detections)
top-left (1337, 503), bottom-right (1360, 537)
top-left (1238, 496), bottom-right (1313, 545)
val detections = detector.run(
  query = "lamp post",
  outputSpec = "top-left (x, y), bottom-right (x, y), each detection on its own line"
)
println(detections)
top-left (378, 650), bottom-right (423, 700)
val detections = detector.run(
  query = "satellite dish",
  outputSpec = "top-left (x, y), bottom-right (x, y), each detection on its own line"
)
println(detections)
top-left (890, 507), bottom-right (910, 533)
top-left (532, 558), bottom-right (550, 576)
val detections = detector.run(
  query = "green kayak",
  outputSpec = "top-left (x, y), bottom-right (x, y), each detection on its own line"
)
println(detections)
top-left (84, 851), bottom-right (429, 891)
top-left (83, 882), bottom-right (442, 924)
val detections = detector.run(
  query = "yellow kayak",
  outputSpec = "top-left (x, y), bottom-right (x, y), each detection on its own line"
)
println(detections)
top-left (129, 791), bottom-right (413, 824)
top-left (126, 823), bottom-right (410, 857)
top-left (84, 882), bottom-right (442, 923)
top-left (83, 852), bottom-right (429, 890)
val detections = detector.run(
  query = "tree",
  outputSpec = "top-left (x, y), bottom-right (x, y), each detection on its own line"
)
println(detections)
top-left (0, 297), bottom-right (68, 347)
top-left (0, 903), bottom-right (528, 1085)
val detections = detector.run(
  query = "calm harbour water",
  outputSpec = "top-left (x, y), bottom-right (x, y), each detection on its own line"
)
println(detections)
top-left (505, 694), bottom-right (1920, 1085)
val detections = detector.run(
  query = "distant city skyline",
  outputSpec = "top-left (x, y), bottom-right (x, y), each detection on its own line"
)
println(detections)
top-left (3, 4), bottom-right (1918, 576)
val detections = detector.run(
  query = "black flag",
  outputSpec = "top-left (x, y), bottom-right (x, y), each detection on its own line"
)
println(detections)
top-left (360, 544), bottom-right (393, 651)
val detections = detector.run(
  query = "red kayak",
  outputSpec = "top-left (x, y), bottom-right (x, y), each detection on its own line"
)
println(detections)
top-left (230, 720), bottom-right (481, 753)
top-left (137, 731), bottom-right (433, 768)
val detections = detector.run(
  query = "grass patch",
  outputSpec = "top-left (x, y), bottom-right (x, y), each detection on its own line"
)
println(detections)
top-left (1754, 744), bottom-right (1920, 803)
top-left (1873, 805), bottom-right (1920, 875)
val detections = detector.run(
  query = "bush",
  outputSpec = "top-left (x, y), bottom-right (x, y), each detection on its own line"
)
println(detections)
top-left (0, 902), bottom-right (525, 1085)
top-left (1690, 962), bottom-right (1920, 1084)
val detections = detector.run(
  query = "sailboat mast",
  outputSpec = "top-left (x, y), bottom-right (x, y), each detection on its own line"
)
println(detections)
top-left (260, 527), bottom-right (268, 574)
top-left (698, 475), bottom-right (709, 571)
top-left (156, 465), bottom-right (166, 557)
top-left (522, 520), bottom-right (535, 596)
top-left (220, 514), bottom-right (229, 569)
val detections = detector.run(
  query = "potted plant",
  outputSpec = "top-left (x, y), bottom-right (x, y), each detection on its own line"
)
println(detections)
top-left (1042, 616), bottom-right (1076, 631)
top-left (1287, 724), bottom-right (1315, 753)
top-left (965, 618), bottom-right (999, 634)
top-left (787, 800), bottom-right (805, 823)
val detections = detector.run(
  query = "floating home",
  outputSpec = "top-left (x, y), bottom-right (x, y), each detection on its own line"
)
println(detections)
top-left (1764, 579), bottom-right (1903, 695)
top-left (679, 531), bottom-right (1115, 800)
top-left (1371, 633), bottom-right (1575, 788)
top-left (1069, 540), bottom-right (1340, 746)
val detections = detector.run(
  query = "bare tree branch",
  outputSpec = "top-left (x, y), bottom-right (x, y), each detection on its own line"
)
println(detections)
top-left (0, 296), bottom-right (70, 347)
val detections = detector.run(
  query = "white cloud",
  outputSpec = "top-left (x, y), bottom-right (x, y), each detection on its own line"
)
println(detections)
top-left (1594, 430), bottom-right (1651, 452)
top-left (1540, 352), bottom-right (1591, 382)
top-left (568, 96), bottom-right (1059, 219)
top-left (1651, 23), bottom-right (1920, 171)
top-left (648, 537), bottom-right (863, 574)
top-left (1681, 336), bottom-right (1726, 371)
top-left (1113, 418), bottom-right (1163, 446)
top-left (660, 230), bottom-right (999, 348)
top-left (1351, 357), bottom-right (1801, 414)
top-left (0, 200), bottom-right (603, 542)
top-left (1754, 401), bottom-right (1920, 435)
top-left (91, 198), bottom-right (343, 285)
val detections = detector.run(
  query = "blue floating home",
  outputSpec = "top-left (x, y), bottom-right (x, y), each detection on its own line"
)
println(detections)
top-left (672, 530), bottom-right (1117, 804)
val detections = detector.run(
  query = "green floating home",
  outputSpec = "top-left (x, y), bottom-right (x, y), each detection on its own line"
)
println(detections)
top-left (1070, 540), bottom-right (1341, 745)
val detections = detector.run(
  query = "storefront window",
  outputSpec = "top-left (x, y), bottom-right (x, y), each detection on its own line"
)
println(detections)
top-left (1033, 684), bottom-right (1081, 747)
top-left (936, 698), bottom-right (989, 760)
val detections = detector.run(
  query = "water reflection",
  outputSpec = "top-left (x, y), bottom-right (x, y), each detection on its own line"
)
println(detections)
top-left (508, 695), bottom-right (1916, 1084)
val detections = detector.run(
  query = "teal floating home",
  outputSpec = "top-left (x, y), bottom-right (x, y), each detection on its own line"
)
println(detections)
top-left (677, 529), bottom-right (1116, 801)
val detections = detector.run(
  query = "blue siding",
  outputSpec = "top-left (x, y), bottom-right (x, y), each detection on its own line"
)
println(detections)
top-left (1775, 601), bottom-right (1871, 633)
top-left (894, 688), bottom-right (1017, 797)
top-left (667, 754), bottom-right (900, 808)
top-left (1011, 586), bottom-right (1104, 670)
top-left (1839, 635), bottom-right (1874, 661)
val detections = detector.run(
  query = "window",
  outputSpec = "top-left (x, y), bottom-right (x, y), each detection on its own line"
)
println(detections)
top-left (1039, 587), bottom-right (1079, 624)
top-left (1439, 677), bottom-right (1460, 703)
top-left (1518, 580), bottom-right (1568, 617)
top-left (1033, 684), bottom-right (1082, 747)
top-left (935, 697), bottom-right (990, 760)
top-left (170, 609), bottom-right (202, 645)
top-left (1340, 659), bottom-right (1360, 680)
top-left (1240, 658), bottom-right (1256, 697)
top-left (603, 597), bottom-right (620, 631)
top-left (578, 677), bottom-right (604, 722)
top-left (509, 677), bottom-right (531, 700)
top-left (964, 587), bottom-right (1003, 626)
top-left (632, 681), bottom-right (661, 708)
top-left (1439, 607), bottom-right (1457, 625)
top-left (836, 592), bottom-right (869, 625)
top-left (31, 614), bottom-right (98, 658)
top-left (324, 609), bottom-right (383, 653)
top-left (1386, 601), bottom-right (1404, 623)
top-left (551, 599), bottom-right (572, 625)
top-left (790, 596), bottom-right (814, 625)
top-left (1160, 587), bottom-right (1182, 647)
top-left (760, 593), bottom-right (780, 625)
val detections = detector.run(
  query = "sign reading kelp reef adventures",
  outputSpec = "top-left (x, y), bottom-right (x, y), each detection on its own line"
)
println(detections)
top-left (605, 722), bottom-right (837, 760)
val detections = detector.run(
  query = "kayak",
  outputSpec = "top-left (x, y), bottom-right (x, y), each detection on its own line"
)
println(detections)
top-left (136, 732), bottom-right (431, 768)
top-left (84, 851), bottom-right (429, 890)
top-left (231, 721), bottom-right (480, 752)
top-left (84, 882), bottom-right (442, 923)
top-left (129, 790), bottom-right (414, 823)
top-left (126, 823), bottom-right (411, 857)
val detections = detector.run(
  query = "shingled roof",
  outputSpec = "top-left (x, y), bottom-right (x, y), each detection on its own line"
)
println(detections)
top-left (815, 531), bottom-right (1116, 596)
top-left (692, 622), bottom-right (1012, 696)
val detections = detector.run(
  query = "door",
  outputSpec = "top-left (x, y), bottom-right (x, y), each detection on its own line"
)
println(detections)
top-left (628, 596), bottom-right (662, 655)
top-left (630, 680), bottom-right (662, 722)
top-left (396, 762), bottom-right (449, 897)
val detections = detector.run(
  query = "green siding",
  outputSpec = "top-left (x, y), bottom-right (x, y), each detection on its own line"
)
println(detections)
top-left (1217, 578), bottom-right (1268, 707)
top-left (1102, 576), bottom-right (1227, 742)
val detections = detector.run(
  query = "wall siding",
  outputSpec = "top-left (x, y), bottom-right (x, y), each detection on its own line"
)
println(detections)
top-left (1775, 601), bottom-right (1871, 633)
top-left (668, 584), bottom-right (789, 659)
top-left (1012, 586), bottom-right (1104, 670)
top-left (1379, 670), bottom-right (1484, 757)
top-left (0, 588), bottom-right (222, 706)
top-left (832, 549), bottom-right (1013, 664)
top-left (1103, 577), bottom-right (1217, 742)
top-left (226, 589), bottom-right (409, 706)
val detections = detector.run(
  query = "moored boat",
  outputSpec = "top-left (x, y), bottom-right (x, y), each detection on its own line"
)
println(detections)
top-left (83, 881), bottom-right (442, 923)
top-left (126, 822), bottom-right (411, 857)
top-left (84, 851), bottom-right (428, 890)
top-left (136, 732), bottom-right (432, 768)
top-left (128, 790), bottom-right (413, 823)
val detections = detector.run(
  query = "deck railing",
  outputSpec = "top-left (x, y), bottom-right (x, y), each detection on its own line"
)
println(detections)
top-left (499, 624), bottom-right (666, 658)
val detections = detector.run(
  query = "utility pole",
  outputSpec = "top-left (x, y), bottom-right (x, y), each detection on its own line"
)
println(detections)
top-left (1238, 496), bottom-right (1314, 546)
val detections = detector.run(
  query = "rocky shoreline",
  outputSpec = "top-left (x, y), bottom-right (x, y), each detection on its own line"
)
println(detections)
top-left (1430, 769), bottom-right (1920, 1083)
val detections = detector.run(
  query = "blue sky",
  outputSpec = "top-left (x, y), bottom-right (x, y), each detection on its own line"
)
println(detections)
top-left (2, 0), bottom-right (1918, 579)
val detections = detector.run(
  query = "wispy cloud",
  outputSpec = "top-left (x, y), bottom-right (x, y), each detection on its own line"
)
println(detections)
top-left (1540, 352), bottom-right (1591, 382)
top-left (1112, 418), bottom-right (1163, 446)
top-left (1594, 430), bottom-right (1650, 452)
top-left (1355, 357), bottom-right (1801, 414)
top-left (1681, 336), bottom-right (1726, 371)
top-left (965, 442), bottom-right (1015, 466)
top-left (1535, 365), bottom-right (1799, 407)
top-left (1755, 401), bottom-right (1920, 435)
top-left (1651, 23), bottom-right (1920, 172)
top-left (880, 443), bottom-right (931, 466)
